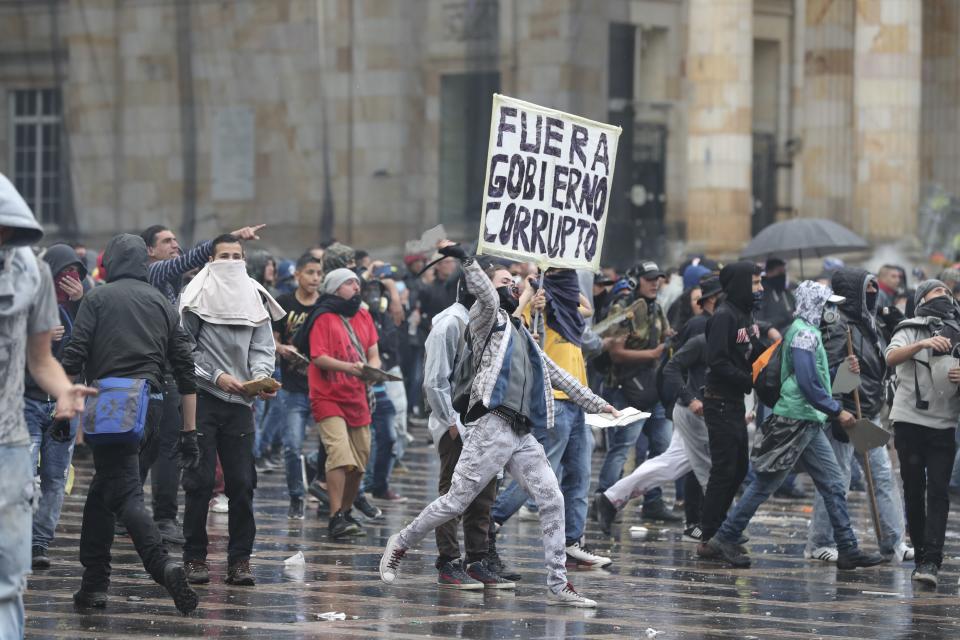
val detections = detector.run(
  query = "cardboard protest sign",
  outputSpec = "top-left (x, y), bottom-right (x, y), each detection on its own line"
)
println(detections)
top-left (477, 94), bottom-right (621, 270)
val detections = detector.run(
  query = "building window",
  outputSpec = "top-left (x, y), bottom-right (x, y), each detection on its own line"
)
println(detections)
top-left (10, 89), bottom-right (62, 225)
top-left (439, 72), bottom-right (500, 224)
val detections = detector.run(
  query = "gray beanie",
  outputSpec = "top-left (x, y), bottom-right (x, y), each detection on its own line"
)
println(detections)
top-left (915, 279), bottom-right (948, 307)
top-left (323, 267), bottom-right (359, 295)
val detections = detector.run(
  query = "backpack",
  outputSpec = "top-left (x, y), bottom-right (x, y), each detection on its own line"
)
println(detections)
top-left (752, 338), bottom-right (783, 408)
top-left (450, 318), bottom-right (500, 417)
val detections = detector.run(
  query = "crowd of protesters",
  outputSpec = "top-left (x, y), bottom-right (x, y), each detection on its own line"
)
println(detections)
top-left (4, 167), bottom-right (960, 633)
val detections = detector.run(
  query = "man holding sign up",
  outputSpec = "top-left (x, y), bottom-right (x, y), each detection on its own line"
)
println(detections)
top-left (381, 97), bottom-right (622, 607)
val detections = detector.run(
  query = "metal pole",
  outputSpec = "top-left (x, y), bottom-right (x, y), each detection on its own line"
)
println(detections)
top-left (847, 328), bottom-right (882, 547)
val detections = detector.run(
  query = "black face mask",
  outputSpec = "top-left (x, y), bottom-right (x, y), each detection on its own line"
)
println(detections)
top-left (918, 296), bottom-right (956, 320)
top-left (497, 285), bottom-right (519, 314)
top-left (865, 290), bottom-right (879, 313)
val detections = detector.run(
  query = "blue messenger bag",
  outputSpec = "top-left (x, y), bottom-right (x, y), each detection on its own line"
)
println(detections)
top-left (77, 377), bottom-right (150, 445)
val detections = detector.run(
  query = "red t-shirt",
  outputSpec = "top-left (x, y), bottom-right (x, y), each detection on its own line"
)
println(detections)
top-left (308, 309), bottom-right (378, 427)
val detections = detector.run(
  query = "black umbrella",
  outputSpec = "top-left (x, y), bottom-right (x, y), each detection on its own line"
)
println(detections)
top-left (741, 218), bottom-right (869, 277)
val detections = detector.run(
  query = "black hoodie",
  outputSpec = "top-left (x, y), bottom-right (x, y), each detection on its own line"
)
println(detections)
top-left (705, 261), bottom-right (762, 397)
top-left (22, 244), bottom-right (85, 400)
top-left (61, 234), bottom-right (196, 394)
top-left (822, 268), bottom-right (887, 418)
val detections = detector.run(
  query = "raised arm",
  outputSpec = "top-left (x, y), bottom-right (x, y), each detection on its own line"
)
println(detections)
top-left (148, 240), bottom-right (213, 290)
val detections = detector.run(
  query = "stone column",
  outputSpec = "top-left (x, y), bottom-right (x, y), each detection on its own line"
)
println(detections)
top-left (920, 0), bottom-right (960, 198)
top-left (853, 0), bottom-right (922, 240)
top-left (685, 0), bottom-right (753, 254)
top-left (801, 0), bottom-right (855, 225)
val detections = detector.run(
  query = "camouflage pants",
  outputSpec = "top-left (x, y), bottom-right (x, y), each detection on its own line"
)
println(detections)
top-left (398, 412), bottom-right (568, 593)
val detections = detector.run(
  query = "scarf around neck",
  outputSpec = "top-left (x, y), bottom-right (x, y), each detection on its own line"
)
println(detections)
top-left (179, 259), bottom-right (285, 326)
top-left (542, 269), bottom-right (584, 346)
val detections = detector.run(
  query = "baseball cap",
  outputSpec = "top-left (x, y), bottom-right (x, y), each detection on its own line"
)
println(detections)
top-left (635, 260), bottom-right (665, 280)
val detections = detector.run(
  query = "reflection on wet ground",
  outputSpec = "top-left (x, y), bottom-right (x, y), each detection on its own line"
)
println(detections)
top-left (24, 433), bottom-right (960, 639)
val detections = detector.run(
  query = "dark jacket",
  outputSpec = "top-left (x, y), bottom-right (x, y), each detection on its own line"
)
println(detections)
top-left (23, 244), bottom-right (86, 401)
top-left (823, 268), bottom-right (887, 419)
top-left (757, 279), bottom-right (796, 334)
top-left (61, 234), bottom-right (196, 395)
top-left (705, 261), bottom-right (763, 397)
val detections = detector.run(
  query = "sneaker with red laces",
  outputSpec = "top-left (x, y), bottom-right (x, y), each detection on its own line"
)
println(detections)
top-left (437, 560), bottom-right (484, 590)
top-left (379, 533), bottom-right (407, 584)
top-left (546, 581), bottom-right (597, 608)
top-left (372, 489), bottom-right (408, 503)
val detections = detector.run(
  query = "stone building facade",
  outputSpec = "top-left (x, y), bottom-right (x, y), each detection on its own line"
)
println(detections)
top-left (0, 0), bottom-right (954, 264)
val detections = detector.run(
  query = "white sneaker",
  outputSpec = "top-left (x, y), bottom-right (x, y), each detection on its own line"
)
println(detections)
top-left (892, 541), bottom-right (915, 563)
top-left (565, 541), bottom-right (612, 568)
top-left (379, 533), bottom-right (407, 584)
top-left (209, 494), bottom-right (229, 514)
top-left (804, 546), bottom-right (838, 563)
top-left (518, 505), bottom-right (539, 521)
top-left (547, 582), bottom-right (597, 608)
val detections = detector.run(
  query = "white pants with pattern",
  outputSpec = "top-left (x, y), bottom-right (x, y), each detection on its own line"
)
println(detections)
top-left (397, 412), bottom-right (568, 593)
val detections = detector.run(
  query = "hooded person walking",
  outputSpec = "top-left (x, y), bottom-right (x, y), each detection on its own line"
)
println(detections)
top-left (704, 281), bottom-right (883, 571)
top-left (60, 233), bottom-right (201, 614)
top-left (23, 244), bottom-right (89, 571)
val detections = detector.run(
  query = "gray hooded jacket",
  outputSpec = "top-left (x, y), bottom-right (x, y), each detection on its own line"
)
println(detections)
top-left (0, 172), bottom-right (58, 446)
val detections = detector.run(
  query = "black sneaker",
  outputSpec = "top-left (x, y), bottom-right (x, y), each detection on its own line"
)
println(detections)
top-left (288, 497), bottom-right (306, 520)
top-left (73, 589), bottom-right (108, 609)
top-left (485, 536), bottom-right (522, 582)
top-left (353, 493), bottom-right (383, 520)
top-left (837, 548), bottom-right (885, 570)
top-left (912, 561), bottom-right (939, 587)
top-left (32, 545), bottom-right (50, 570)
top-left (184, 560), bottom-right (210, 585)
top-left (156, 518), bottom-right (186, 545)
top-left (308, 480), bottom-right (330, 506)
top-left (343, 510), bottom-right (365, 534)
top-left (225, 559), bottom-right (256, 586)
top-left (329, 511), bottom-right (361, 539)
top-left (437, 559), bottom-right (484, 590)
top-left (641, 500), bottom-right (683, 523)
top-left (594, 492), bottom-right (618, 536)
top-left (162, 563), bottom-right (199, 614)
top-left (466, 559), bottom-right (516, 589)
top-left (705, 538), bottom-right (751, 568)
top-left (682, 525), bottom-right (703, 543)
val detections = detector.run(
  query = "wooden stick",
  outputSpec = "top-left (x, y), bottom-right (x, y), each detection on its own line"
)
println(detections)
top-left (847, 327), bottom-right (882, 548)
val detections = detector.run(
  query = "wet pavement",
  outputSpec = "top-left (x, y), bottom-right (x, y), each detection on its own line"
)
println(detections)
top-left (24, 429), bottom-right (960, 639)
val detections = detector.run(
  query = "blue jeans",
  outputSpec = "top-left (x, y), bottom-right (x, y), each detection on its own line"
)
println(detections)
top-left (491, 400), bottom-right (592, 543)
top-left (25, 397), bottom-right (76, 550)
top-left (598, 388), bottom-right (670, 507)
top-left (0, 444), bottom-right (32, 640)
top-left (807, 420), bottom-right (904, 555)
top-left (364, 387), bottom-right (396, 496)
top-left (280, 390), bottom-right (313, 499)
top-left (253, 392), bottom-right (285, 458)
top-left (716, 428), bottom-right (858, 553)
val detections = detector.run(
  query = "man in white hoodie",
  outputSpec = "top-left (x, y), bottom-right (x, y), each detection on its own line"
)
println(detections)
top-left (179, 233), bottom-right (283, 588)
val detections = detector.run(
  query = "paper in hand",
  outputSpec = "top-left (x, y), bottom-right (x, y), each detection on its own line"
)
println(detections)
top-left (585, 406), bottom-right (650, 429)
top-left (361, 365), bottom-right (403, 383)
